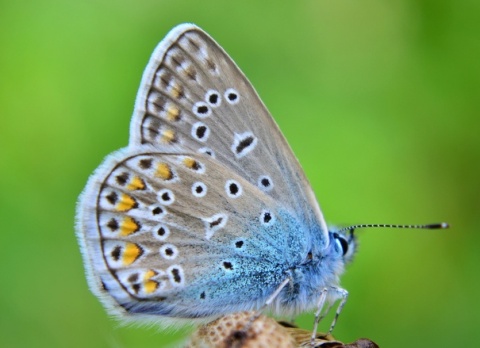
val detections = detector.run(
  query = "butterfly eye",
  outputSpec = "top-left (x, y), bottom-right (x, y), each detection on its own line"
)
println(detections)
top-left (333, 233), bottom-right (349, 256)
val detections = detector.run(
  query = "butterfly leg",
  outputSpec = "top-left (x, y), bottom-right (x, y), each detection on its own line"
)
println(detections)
top-left (328, 287), bottom-right (348, 334)
top-left (311, 287), bottom-right (328, 345)
top-left (314, 292), bottom-right (346, 331)
top-left (313, 297), bottom-right (333, 328)
top-left (265, 277), bottom-right (291, 306)
top-left (310, 286), bottom-right (349, 346)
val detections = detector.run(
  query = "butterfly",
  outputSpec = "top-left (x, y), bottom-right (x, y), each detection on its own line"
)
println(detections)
top-left (75, 23), bottom-right (447, 342)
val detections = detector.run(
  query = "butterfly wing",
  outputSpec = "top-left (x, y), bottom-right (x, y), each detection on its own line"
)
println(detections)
top-left (76, 24), bottom-right (332, 323)
top-left (77, 147), bottom-right (311, 320)
top-left (129, 24), bottom-right (329, 250)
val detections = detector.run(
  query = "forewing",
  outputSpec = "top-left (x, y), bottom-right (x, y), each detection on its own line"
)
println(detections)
top-left (129, 24), bottom-right (329, 247)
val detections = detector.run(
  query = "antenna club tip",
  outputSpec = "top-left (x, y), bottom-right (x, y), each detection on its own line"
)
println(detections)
top-left (428, 222), bottom-right (450, 229)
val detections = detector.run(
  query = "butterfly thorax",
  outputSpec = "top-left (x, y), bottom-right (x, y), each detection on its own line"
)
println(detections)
top-left (268, 231), bottom-right (349, 316)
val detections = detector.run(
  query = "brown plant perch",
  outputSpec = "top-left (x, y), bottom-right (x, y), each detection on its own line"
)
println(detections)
top-left (185, 312), bottom-right (378, 348)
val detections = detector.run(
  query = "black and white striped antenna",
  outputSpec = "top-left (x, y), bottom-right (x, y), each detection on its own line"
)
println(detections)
top-left (336, 222), bottom-right (449, 234)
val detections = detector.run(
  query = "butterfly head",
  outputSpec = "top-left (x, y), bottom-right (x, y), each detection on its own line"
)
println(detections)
top-left (327, 228), bottom-right (357, 265)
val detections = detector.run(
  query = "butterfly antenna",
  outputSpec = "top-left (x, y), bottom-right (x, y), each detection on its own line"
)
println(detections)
top-left (336, 222), bottom-right (449, 235)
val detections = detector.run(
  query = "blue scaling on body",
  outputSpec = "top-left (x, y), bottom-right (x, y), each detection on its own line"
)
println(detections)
top-left (76, 23), bottom-right (363, 342)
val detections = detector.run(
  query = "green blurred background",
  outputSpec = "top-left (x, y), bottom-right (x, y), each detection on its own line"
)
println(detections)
top-left (1, 0), bottom-right (479, 347)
